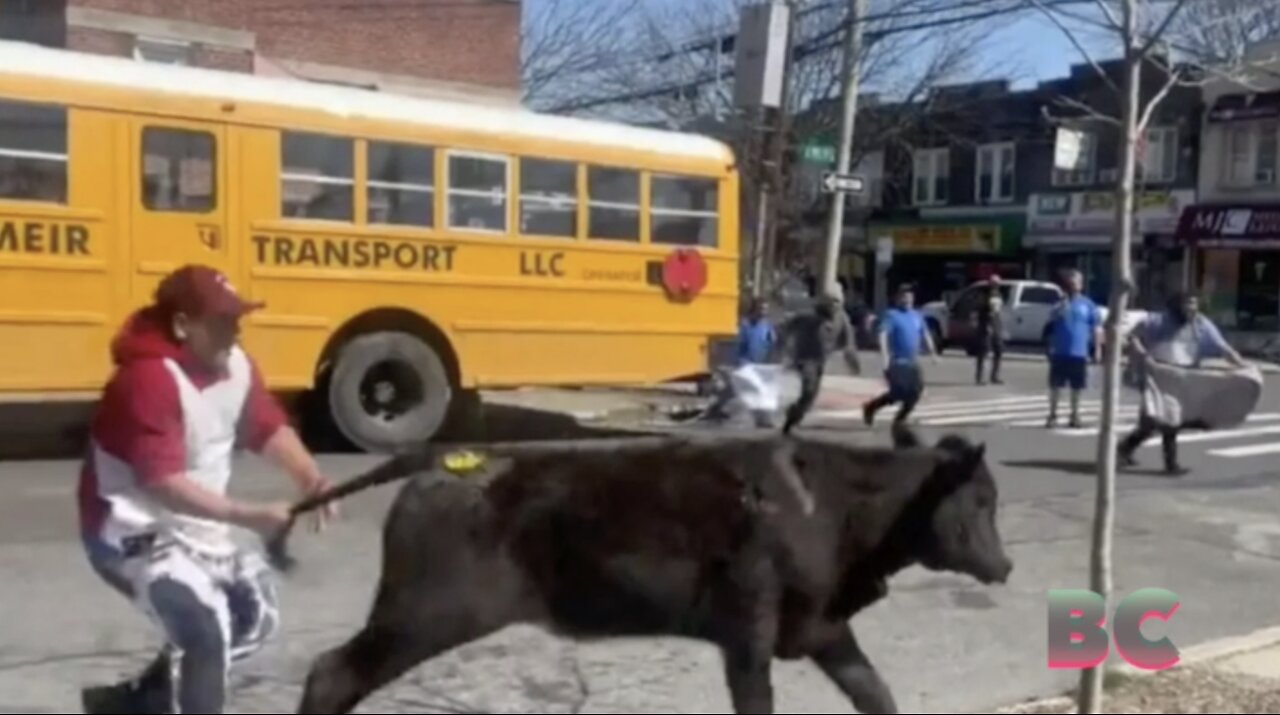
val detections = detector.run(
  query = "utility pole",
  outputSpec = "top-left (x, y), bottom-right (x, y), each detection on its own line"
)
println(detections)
top-left (735, 0), bottom-right (795, 300)
top-left (760, 0), bottom-right (800, 300)
top-left (820, 0), bottom-right (866, 299)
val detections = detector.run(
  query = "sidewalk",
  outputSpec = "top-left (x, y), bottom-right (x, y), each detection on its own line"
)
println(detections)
top-left (997, 628), bottom-right (1280, 713)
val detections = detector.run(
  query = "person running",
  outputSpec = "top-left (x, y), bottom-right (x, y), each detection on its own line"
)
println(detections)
top-left (78, 265), bottom-right (338, 714)
top-left (702, 297), bottom-right (778, 426)
top-left (863, 283), bottom-right (939, 427)
top-left (974, 276), bottom-right (1006, 385)
top-left (780, 292), bottom-right (861, 433)
top-left (1118, 292), bottom-right (1248, 475)
top-left (1045, 269), bottom-right (1102, 428)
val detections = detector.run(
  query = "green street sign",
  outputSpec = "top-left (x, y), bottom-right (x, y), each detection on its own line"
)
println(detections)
top-left (800, 142), bottom-right (836, 165)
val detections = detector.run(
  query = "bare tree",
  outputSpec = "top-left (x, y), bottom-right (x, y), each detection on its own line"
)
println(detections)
top-left (1171, 0), bottom-right (1280, 66)
top-left (1016, 0), bottom-right (1277, 711)
top-left (521, 0), bottom-right (645, 110)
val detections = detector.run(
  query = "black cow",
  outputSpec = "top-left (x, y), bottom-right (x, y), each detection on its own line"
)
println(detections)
top-left (269, 426), bottom-right (1012, 713)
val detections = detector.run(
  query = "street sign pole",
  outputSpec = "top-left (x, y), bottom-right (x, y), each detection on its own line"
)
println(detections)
top-left (820, 0), bottom-right (866, 300)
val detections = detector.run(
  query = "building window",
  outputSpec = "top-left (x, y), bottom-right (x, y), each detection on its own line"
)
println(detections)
top-left (588, 166), bottom-right (640, 241)
top-left (0, 98), bottom-right (67, 204)
top-left (134, 37), bottom-right (192, 65)
top-left (651, 175), bottom-right (718, 247)
top-left (368, 141), bottom-right (434, 227)
top-left (142, 127), bottom-right (215, 213)
top-left (975, 143), bottom-right (1015, 204)
top-left (913, 148), bottom-right (949, 206)
top-left (1052, 131), bottom-right (1097, 187)
top-left (447, 151), bottom-right (508, 233)
top-left (519, 158), bottom-right (577, 238)
top-left (281, 132), bottom-right (354, 221)
top-left (1140, 126), bottom-right (1178, 184)
top-left (1223, 122), bottom-right (1278, 187)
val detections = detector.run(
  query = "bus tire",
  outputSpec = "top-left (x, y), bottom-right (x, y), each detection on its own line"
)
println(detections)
top-left (327, 331), bottom-right (453, 454)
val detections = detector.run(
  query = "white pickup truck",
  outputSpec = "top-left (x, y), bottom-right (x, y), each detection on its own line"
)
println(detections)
top-left (920, 279), bottom-right (1148, 354)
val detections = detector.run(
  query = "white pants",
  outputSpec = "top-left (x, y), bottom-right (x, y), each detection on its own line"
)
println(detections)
top-left (85, 531), bottom-right (280, 713)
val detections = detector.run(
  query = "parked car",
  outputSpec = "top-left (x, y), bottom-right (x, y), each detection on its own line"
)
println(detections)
top-left (919, 279), bottom-right (1147, 356)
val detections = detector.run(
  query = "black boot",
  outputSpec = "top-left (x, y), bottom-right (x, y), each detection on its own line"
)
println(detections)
top-left (83, 652), bottom-right (173, 714)
top-left (1162, 431), bottom-right (1187, 476)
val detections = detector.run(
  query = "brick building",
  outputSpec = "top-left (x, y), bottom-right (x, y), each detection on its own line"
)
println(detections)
top-left (0, 0), bottom-right (521, 104)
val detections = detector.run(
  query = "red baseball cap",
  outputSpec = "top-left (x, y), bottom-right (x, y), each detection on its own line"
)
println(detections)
top-left (154, 265), bottom-right (264, 319)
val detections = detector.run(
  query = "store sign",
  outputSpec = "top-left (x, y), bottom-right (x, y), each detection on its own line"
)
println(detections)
top-left (1028, 189), bottom-right (1193, 234)
top-left (876, 224), bottom-right (1000, 253)
top-left (1176, 205), bottom-right (1280, 247)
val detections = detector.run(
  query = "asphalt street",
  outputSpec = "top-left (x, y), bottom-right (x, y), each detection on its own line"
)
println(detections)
top-left (3, 352), bottom-right (1280, 713)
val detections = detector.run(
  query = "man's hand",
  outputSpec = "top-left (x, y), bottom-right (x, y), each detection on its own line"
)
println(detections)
top-left (233, 501), bottom-right (294, 541)
top-left (300, 475), bottom-right (338, 533)
top-left (262, 426), bottom-right (339, 532)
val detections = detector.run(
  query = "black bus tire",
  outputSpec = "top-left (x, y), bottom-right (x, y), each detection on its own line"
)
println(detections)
top-left (327, 331), bottom-right (453, 454)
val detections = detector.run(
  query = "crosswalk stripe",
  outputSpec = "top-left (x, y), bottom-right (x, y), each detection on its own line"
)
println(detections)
top-left (1006, 407), bottom-right (1139, 427)
top-left (909, 396), bottom-right (1051, 415)
top-left (1176, 422), bottom-right (1280, 444)
top-left (1055, 413), bottom-right (1280, 438)
top-left (924, 404), bottom-right (1139, 427)
top-left (1210, 442), bottom-right (1280, 457)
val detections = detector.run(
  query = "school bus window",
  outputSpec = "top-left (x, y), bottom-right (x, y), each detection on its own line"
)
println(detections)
top-left (281, 131), bottom-right (354, 222)
top-left (447, 152), bottom-right (508, 233)
top-left (651, 175), bottom-right (718, 248)
top-left (520, 157), bottom-right (577, 238)
top-left (142, 127), bottom-right (216, 213)
top-left (0, 98), bottom-right (67, 204)
top-left (588, 166), bottom-right (639, 242)
top-left (368, 140), bottom-right (434, 228)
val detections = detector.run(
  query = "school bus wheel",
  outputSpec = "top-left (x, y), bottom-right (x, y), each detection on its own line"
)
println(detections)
top-left (327, 331), bottom-right (453, 454)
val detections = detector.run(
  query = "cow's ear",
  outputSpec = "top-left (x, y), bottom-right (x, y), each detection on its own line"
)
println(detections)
top-left (959, 443), bottom-right (986, 479)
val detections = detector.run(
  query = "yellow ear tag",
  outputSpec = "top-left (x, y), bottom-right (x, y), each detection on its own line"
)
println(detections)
top-left (443, 450), bottom-right (486, 474)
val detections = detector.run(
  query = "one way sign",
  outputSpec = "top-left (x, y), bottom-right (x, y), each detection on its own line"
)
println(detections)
top-left (822, 172), bottom-right (865, 194)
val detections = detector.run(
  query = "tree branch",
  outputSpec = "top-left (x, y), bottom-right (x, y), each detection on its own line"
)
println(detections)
top-left (1090, 0), bottom-right (1125, 32)
top-left (1139, 0), bottom-right (1194, 56)
top-left (1025, 0), bottom-right (1121, 96)
top-left (1137, 65), bottom-right (1183, 132)
top-left (1048, 94), bottom-right (1124, 127)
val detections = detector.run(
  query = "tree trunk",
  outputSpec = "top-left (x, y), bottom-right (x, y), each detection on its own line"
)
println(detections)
top-left (1078, 2), bottom-right (1141, 712)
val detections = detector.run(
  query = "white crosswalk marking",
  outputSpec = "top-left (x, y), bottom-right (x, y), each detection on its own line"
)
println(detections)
top-left (1209, 442), bottom-right (1280, 458)
top-left (808, 391), bottom-right (1280, 463)
top-left (906, 395), bottom-right (1141, 428)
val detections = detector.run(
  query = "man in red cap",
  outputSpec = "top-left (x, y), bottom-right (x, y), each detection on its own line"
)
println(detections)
top-left (77, 264), bottom-right (337, 713)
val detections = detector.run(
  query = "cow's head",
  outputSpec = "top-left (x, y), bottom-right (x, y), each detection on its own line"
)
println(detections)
top-left (898, 427), bottom-right (1013, 585)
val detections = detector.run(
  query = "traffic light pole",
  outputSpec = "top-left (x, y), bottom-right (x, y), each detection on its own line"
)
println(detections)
top-left (820, 0), bottom-right (866, 300)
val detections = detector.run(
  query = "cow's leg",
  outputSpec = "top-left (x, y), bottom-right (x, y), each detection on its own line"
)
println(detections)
top-left (810, 626), bottom-right (897, 713)
top-left (296, 599), bottom-right (512, 713)
top-left (711, 557), bottom-right (779, 714)
top-left (722, 641), bottom-right (774, 714)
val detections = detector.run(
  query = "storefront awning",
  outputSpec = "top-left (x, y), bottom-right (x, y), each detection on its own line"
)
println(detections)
top-left (1022, 233), bottom-right (1112, 248)
top-left (1176, 204), bottom-right (1280, 247)
top-left (1208, 91), bottom-right (1280, 123)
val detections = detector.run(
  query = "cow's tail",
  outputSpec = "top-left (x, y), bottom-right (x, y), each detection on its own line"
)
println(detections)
top-left (263, 446), bottom-right (445, 573)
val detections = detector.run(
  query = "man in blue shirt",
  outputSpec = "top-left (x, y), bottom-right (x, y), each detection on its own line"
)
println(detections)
top-left (1045, 269), bottom-right (1102, 428)
top-left (737, 297), bottom-right (776, 366)
top-left (1118, 292), bottom-right (1247, 475)
top-left (863, 283), bottom-right (938, 427)
top-left (702, 297), bottom-right (777, 424)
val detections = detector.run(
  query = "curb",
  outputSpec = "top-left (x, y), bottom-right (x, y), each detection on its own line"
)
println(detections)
top-left (994, 625), bottom-right (1280, 713)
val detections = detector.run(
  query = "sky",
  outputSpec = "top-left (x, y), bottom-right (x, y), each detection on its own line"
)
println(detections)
top-left (983, 13), bottom-right (1120, 88)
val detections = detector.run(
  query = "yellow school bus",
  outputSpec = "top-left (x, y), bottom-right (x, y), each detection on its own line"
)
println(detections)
top-left (0, 41), bottom-right (740, 453)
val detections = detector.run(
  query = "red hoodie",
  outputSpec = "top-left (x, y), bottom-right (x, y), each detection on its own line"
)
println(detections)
top-left (77, 307), bottom-right (288, 537)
